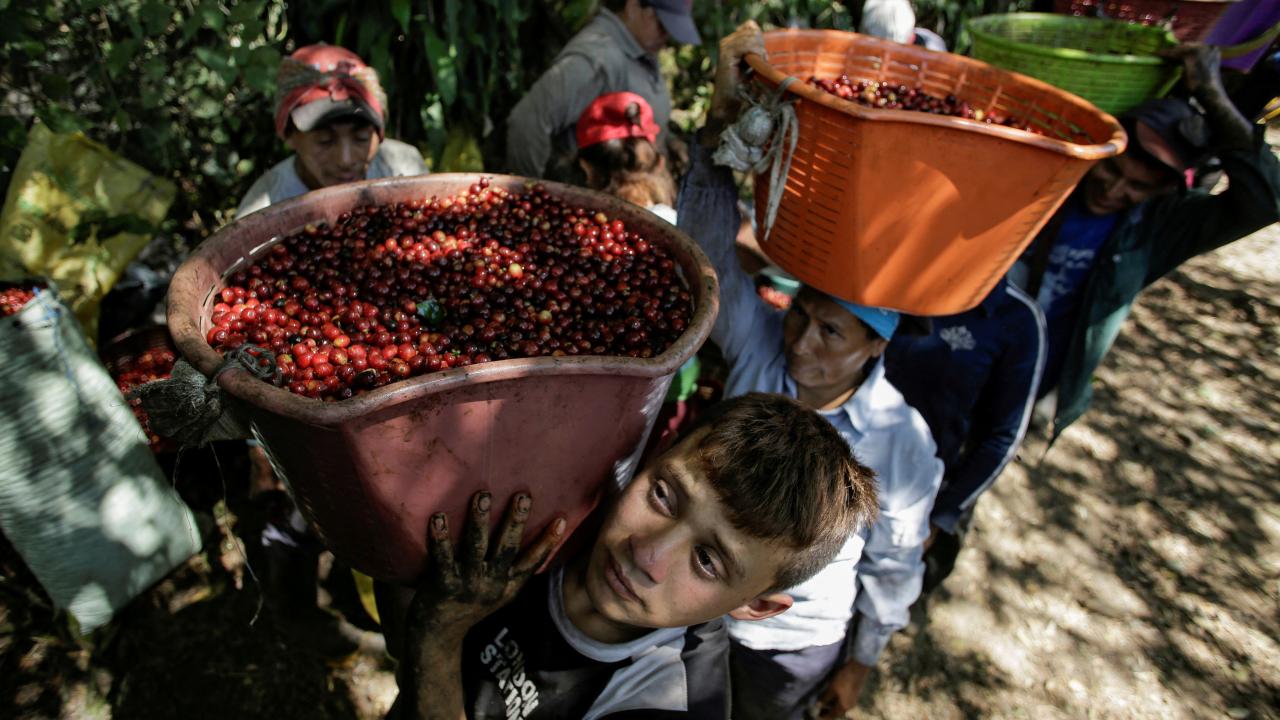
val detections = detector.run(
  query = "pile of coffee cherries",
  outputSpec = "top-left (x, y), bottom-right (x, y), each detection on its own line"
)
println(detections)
top-left (110, 342), bottom-right (178, 449)
top-left (1063, 0), bottom-right (1161, 26)
top-left (1, 285), bottom-right (37, 317)
top-left (807, 76), bottom-right (1041, 134)
top-left (206, 179), bottom-right (693, 401)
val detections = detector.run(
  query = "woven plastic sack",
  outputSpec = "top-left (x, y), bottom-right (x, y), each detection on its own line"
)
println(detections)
top-left (0, 288), bottom-right (200, 633)
top-left (0, 123), bottom-right (175, 345)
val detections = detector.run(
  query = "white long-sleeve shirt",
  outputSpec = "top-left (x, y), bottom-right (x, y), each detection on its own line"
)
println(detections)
top-left (234, 138), bottom-right (427, 219)
top-left (678, 139), bottom-right (943, 665)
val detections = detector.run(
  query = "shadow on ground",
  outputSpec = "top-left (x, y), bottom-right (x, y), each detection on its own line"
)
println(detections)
top-left (862, 234), bottom-right (1280, 718)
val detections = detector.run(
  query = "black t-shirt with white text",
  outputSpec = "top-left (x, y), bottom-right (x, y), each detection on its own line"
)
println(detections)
top-left (459, 568), bottom-right (730, 719)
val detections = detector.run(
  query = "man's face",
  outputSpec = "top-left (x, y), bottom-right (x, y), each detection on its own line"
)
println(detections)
top-left (285, 121), bottom-right (380, 190)
top-left (782, 288), bottom-right (887, 393)
top-left (1080, 152), bottom-right (1180, 216)
top-left (581, 433), bottom-right (791, 631)
top-left (621, 0), bottom-right (670, 54)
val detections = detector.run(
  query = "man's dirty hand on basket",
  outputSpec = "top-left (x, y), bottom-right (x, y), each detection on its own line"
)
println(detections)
top-left (407, 491), bottom-right (565, 640)
top-left (707, 21), bottom-right (767, 132)
top-left (1157, 42), bottom-right (1253, 153)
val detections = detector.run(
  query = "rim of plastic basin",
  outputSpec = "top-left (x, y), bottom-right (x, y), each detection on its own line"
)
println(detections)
top-left (967, 13), bottom-right (1179, 66)
top-left (167, 173), bottom-right (720, 428)
top-left (745, 29), bottom-right (1127, 161)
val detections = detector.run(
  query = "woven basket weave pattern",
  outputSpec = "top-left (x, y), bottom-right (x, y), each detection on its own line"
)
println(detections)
top-left (969, 13), bottom-right (1180, 115)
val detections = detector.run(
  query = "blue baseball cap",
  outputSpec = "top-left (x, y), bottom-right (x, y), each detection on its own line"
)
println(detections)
top-left (830, 297), bottom-right (900, 340)
top-left (649, 0), bottom-right (702, 45)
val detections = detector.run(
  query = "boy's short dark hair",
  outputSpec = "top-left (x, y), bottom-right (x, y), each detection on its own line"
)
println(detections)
top-left (691, 392), bottom-right (878, 591)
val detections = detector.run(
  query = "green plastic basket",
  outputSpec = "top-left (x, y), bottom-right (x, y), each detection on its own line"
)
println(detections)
top-left (967, 13), bottom-right (1181, 115)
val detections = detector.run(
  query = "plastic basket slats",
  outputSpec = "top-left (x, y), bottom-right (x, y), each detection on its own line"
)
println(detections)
top-left (746, 30), bottom-right (1126, 314)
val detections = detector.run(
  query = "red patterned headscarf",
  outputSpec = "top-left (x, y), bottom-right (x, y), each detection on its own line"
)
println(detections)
top-left (274, 44), bottom-right (387, 139)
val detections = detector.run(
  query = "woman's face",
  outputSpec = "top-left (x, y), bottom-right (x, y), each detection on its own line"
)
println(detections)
top-left (286, 121), bottom-right (381, 190)
top-left (782, 288), bottom-right (887, 393)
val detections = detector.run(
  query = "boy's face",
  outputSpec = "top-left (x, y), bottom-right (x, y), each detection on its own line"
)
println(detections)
top-left (580, 431), bottom-right (793, 632)
top-left (286, 120), bottom-right (380, 191)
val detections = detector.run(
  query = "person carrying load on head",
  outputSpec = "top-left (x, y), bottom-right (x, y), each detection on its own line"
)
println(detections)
top-left (1011, 44), bottom-right (1280, 444)
top-left (676, 22), bottom-right (945, 719)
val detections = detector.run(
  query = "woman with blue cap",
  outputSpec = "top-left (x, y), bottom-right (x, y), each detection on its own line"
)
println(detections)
top-left (676, 23), bottom-right (944, 720)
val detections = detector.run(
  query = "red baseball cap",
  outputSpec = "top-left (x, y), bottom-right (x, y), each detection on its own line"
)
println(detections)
top-left (576, 92), bottom-right (662, 149)
top-left (274, 44), bottom-right (387, 139)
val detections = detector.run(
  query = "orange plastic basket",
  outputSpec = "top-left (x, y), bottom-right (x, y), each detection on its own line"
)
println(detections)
top-left (747, 30), bottom-right (1127, 315)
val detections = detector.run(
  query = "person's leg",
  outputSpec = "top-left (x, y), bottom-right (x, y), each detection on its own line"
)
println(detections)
top-left (729, 639), bottom-right (844, 720)
top-left (922, 510), bottom-right (971, 595)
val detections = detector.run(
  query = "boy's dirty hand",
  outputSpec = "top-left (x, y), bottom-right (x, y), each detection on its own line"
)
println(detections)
top-left (408, 491), bottom-right (566, 640)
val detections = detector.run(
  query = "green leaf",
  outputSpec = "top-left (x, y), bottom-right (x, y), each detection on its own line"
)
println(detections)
top-left (106, 39), bottom-right (141, 77)
top-left (238, 16), bottom-right (264, 41)
top-left (189, 94), bottom-right (222, 119)
top-left (0, 115), bottom-right (28, 149)
top-left (333, 12), bottom-right (347, 46)
top-left (228, 1), bottom-right (261, 25)
top-left (39, 73), bottom-right (71, 101)
top-left (423, 26), bottom-right (457, 108)
top-left (416, 298), bottom-right (444, 328)
top-left (242, 62), bottom-right (274, 94)
top-left (181, 9), bottom-right (206, 41)
top-left (232, 42), bottom-right (252, 67)
top-left (143, 58), bottom-right (167, 82)
top-left (139, 0), bottom-right (172, 35)
top-left (194, 46), bottom-right (237, 86)
top-left (375, 31), bottom-right (396, 75)
top-left (248, 44), bottom-right (281, 67)
top-left (198, 1), bottom-right (225, 31)
top-left (35, 105), bottom-right (87, 134)
top-left (126, 11), bottom-right (144, 39)
top-left (390, 0), bottom-right (411, 34)
top-left (139, 87), bottom-right (163, 110)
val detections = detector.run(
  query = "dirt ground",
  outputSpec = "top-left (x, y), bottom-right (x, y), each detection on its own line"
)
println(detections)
top-left (2, 166), bottom-right (1278, 720)
top-left (859, 221), bottom-right (1280, 720)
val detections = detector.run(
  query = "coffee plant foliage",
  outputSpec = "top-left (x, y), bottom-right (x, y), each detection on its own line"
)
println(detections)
top-left (0, 0), bottom-right (288, 241)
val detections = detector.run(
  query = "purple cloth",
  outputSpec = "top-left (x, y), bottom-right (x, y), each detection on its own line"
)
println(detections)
top-left (1206, 0), bottom-right (1280, 72)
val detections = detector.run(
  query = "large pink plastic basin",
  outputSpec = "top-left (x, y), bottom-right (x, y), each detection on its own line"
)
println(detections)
top-left (167, 175), bottom-right (718, 582)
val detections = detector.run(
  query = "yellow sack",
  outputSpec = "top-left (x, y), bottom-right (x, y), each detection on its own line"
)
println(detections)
top-left (0, 123), bottom-right (175, 345)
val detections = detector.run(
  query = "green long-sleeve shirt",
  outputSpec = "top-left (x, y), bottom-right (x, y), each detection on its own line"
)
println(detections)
top-left (1050, 129), bottom-right (1280, 440)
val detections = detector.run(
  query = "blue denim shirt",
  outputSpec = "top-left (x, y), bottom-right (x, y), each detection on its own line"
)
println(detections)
top-left (678, 138), bottom-right (943, 665)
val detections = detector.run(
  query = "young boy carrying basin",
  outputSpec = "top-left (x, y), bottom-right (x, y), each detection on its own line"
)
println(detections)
top-left (387, 392), bottom-right (879, 719)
